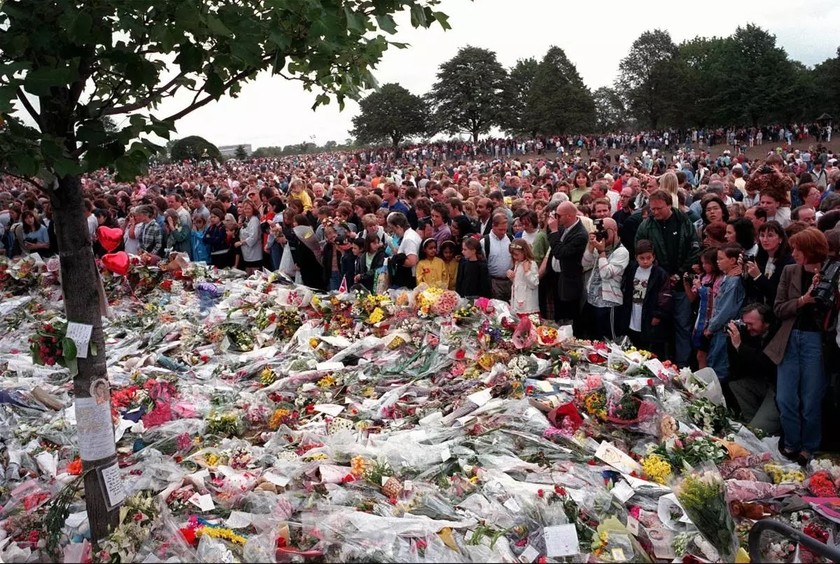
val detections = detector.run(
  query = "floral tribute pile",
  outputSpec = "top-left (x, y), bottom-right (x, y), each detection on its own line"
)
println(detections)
top-left (0, 255), bottom-right (839, 563)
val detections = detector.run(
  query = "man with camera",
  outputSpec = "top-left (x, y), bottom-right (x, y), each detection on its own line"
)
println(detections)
top-left (726, 303), bottom-right (780, 435)
top-left (581, 217), bottom-right (629, 341)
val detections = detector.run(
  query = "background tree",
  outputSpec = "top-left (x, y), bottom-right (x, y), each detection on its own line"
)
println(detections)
top-left (500, 57), bottom-right (539, 136)
top-left (714, 25), bottom-right (799, 127)
top-left (234, 144), bottom-right (248, 160)
top-left (351, 82), bottom-right (427, 156)
top-left (592, 86), bottom-right (628, 132)
top-left (170, 135), bottom-right (222, 161)
top-left (671, 36), bottom-right (729, 128)
top-left (0, 0), bottom-right (450, 544)
top-left (427, 46), bottom-right (508, 142)
top-left (522, 46), bottom-right (595, 135)
top-left (616, 29), bottom-right (679, 129)
top-left (812, 47), bottom-right (840, 120)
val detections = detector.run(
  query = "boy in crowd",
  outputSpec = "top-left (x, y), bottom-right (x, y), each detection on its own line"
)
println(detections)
top-left (621, 239), bottom-right (672, 359)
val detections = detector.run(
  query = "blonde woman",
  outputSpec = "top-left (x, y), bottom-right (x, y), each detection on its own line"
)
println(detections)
top-left (658, 171), bottom-right (680, 208)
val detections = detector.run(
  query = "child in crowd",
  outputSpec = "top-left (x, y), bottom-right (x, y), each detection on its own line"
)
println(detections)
top-left (204, 209), bottom-right (228, 268)
top-left (507, 239), bottom-right (539, 319)
top-left (190, 214), bottom-right (210, 263)
top-left (415, 238), bottom-right (448, 288)
top-left (439, 240), bottom-right (459, 291)
top-left (355, 234), bottom-right (385, 292)
top-left (321, 225), bottom-right (344, 291)
top-left (686, 248), bottom-right (723, 369)
top-left (456, 237), bottom-right (491, 298)
top-left (621, 239), bottom-right (672, 359)
top-left (704, 244), bottom-right (746, 381)
top-left (223, 213), bottom-right (241, 270)
top-left (338, 235), bottom-right (358, 289)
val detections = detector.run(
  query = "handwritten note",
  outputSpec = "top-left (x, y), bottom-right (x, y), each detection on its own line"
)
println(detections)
top-left (544, 524), bottom-right (579, 557)
top-left (66, 322), bottom-right (93, 358)
top-left (100, 463), bottom-right (126, 509)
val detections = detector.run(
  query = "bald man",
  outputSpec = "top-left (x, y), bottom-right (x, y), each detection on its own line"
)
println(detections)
top-left (546, 201), bottom-right (589, 329)
top-left (581, 217), bottom-right (630, 341)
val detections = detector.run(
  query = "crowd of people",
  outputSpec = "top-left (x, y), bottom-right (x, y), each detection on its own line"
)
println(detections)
top-left (2, 132), bottom-right (840, 463)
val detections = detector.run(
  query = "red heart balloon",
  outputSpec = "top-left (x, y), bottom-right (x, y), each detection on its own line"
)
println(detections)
top-left (102, 252), bottom-right (130, 276)
top-left (97, 226), bottom-right (123, 253)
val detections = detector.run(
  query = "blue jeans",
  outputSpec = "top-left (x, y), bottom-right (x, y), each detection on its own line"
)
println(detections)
top-left (672, 291), bottom-right (692, 367)
top-left (707, 331), bottom-right (730, 381)
top-left (328, 272), bottom-right (342, 292)
top-left (777, 330), bottom-right (826, 453)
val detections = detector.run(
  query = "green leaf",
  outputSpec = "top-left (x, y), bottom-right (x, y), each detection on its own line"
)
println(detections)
top-left (375, 14), bottom-right (397, 34)
top-left (409, 4), bottom-right (427, 27)
top-left (51, 156), bottom-right (83, 178)
top-left (23, 66), bottom-right (78, 96)
top-left (205, 72), bottom-right (225, 97)
top-left (61, 337), bottom-right (77, 362)
top-left (433, 11), bottom-right (451, 31)
top-left (69, 11), bottom-right (93, 42)
top-left (344, 7), bottom-right (367, 34)
top-left (205, 14), bottom-right (233, 36)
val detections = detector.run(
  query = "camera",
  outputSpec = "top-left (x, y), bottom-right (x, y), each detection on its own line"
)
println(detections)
top-left (594, 219), bottom-right (608, 242)
top-left (758, 165), bottom-right (774, 175)
top-left (732, 319), bottom-right (746, 330)
top-left (811, 259), bottom-right (840, 310)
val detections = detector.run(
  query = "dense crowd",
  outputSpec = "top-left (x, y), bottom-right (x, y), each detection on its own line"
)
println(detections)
top-left (2, 134), bottom-right (840, 464)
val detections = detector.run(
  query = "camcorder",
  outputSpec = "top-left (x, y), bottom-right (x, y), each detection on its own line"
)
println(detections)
top-left (594, 219), bottom-right (608, 242)
top-left (811, 259), bottom-right (840, 311)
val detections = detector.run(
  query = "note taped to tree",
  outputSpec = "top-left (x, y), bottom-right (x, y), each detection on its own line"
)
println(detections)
top-left (75, 398), bottom-right (116, 461)
top-left (99, 462), bottom-right (126, 510)
top-left (66, 322), bottom-right (93, 358)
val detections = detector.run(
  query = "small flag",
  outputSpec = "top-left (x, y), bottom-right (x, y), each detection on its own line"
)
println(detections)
top-left (338, 276), bottom-right (348, 294)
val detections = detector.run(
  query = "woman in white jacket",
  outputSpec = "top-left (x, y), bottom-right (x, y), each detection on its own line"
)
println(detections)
top-left (235, 200), bottom-right (263, 275)
top-left (581, 218), bottom-right (629, 342)
top-left (506, 239), bottom-right (540, 319)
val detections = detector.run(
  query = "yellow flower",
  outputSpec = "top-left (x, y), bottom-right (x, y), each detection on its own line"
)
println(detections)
top-left (269, 408), bottom-right (291, 430)
top-left (317, 374), bottom-right (336, 389)
top-left (259, 367), bottom-right (276, 386)
top-left (196, 527), bottom-right (246, 545)
top-left (477, 353), bottom-right (495, 371)
top-left (641, 454), bottom-right (672, 485)
top-left (368, 307), bottom-right (384, 324)
top-left (204, 453), bottom-right (220, 467)
top-left (350, 456), bottom-right (369, 477)
top-left (308, 337), bottom-right (319, 349)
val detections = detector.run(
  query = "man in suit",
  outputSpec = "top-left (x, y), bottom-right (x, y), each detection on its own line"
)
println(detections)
top-left (546, 201), bottom-right (588, 330)
top-left (476, 198), bottom-right (494, 237)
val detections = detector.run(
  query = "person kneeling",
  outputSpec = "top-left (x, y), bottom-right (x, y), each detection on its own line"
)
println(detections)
top-left (726, 303), bottom-right (780, 436)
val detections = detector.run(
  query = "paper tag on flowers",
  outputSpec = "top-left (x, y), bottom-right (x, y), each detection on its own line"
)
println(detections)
top-left (595, 441), bottom-right (642, 474)
top-left (544, 524), bottom-right (579, 557)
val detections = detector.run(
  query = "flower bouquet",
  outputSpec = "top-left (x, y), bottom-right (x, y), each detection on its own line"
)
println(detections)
top-left (685, 397), bottom-right (733, 436)
top-left (674, 468), bottom-right (739, 562)
top-left (29, 320), bottom-right (78, 374)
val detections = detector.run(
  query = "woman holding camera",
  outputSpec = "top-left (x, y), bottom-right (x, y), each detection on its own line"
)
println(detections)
top-left (744, 221), bottom-right (794, 306)
top-left (765, 227), bottom-right (829, 464)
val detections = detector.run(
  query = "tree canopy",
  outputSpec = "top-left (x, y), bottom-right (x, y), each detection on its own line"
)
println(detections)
top-left (427, 46), bottom-right (508, 142)
top-left (523, 46), bottom-right (595, 135)
top-left (170, 135), bottom-right (221, 161)
top-left (351, 82), bottom-right (427, 151)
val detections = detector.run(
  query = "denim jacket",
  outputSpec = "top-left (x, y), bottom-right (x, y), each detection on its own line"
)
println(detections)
top-left (707, 275), bottom-right (745, 333)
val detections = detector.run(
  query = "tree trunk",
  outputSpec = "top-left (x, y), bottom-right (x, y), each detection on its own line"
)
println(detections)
top-left (51, 173), bottom-right (120, 544)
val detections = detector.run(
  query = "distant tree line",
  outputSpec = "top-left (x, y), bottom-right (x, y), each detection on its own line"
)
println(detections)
top-left (348, 24), bottom-right (840, 146)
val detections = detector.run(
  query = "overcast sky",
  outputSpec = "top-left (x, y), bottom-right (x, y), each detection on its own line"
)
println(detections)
top-left (152, 0), bottom-right (840, 150)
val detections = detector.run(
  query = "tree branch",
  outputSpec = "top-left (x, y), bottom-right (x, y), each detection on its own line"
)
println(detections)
top-left (103, 72), bottom-right (188, 116)
top-left (0, 168), bottom-right (44, 191)
top-left (162, 62), bottom-right (271, 123)
top-left (16, 87), bottom-right (42, 129)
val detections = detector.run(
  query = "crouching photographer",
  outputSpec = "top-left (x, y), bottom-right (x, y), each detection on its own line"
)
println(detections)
top-left (725, 303), bottom-right (780, 435)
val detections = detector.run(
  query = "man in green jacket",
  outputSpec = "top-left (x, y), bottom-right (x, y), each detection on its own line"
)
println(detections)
top-left (635, 190), bottom-right (700, 367)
